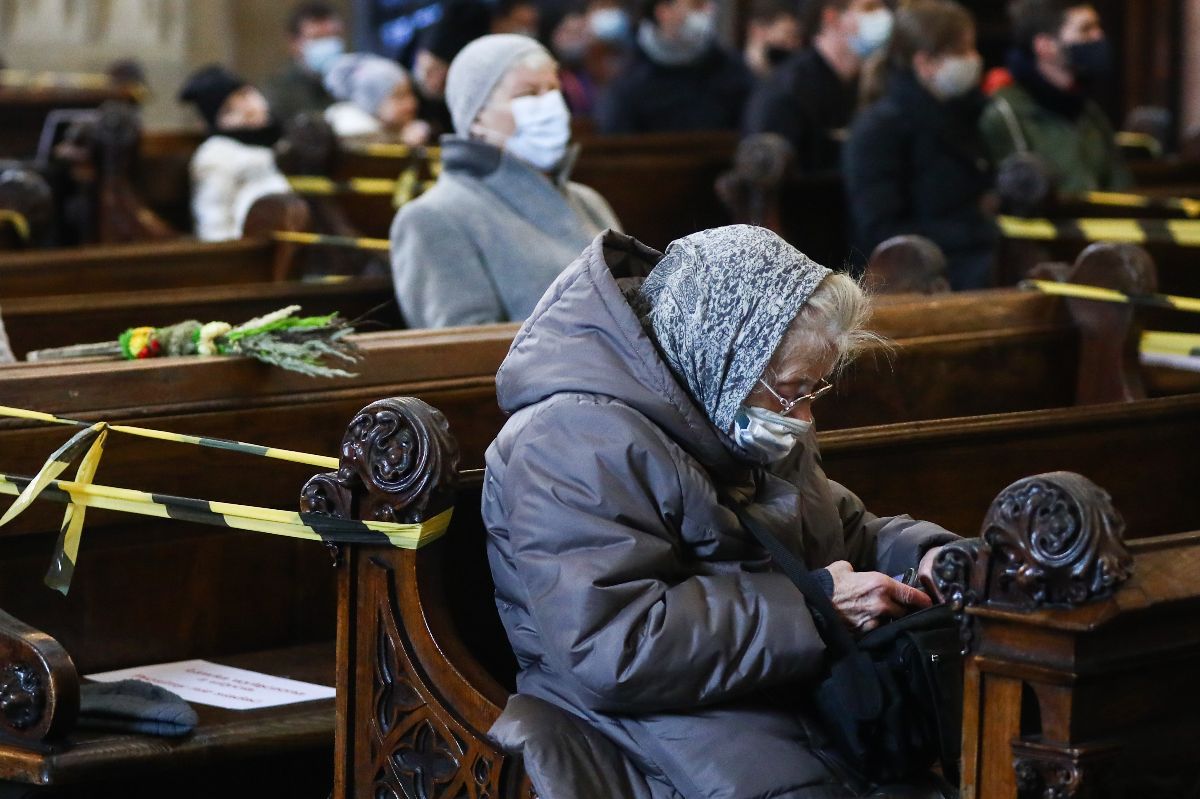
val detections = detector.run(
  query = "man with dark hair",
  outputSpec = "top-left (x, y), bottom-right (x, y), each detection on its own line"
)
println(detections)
top-left (491, 0), bottom-right (542, 37)
top-left (743, 0), bottom-right (802, 79)
top-left (980, 0), bottom-right (1131, 192)
top-left (265, 2), bottom-right (346, 124)
top-left (595, 0), bottom-right (754, 133)
top-left (743, 0), bottom-right (893, 173)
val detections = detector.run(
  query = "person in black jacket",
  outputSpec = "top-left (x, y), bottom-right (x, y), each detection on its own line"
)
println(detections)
top-left (596, 0), bottom-right (754, 134)
top-left (844, 0), bottom-right (999, 290)
top-left (744, 0), bottom-right (894, 173)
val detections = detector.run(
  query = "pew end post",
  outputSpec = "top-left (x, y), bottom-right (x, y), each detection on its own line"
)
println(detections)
top-left (0, 610), bottom-right (80, 754)
top-left (863, 235), bottom-right (951, 295)
top-left (300, 397), bottom-right (527, 799)
top-left (932, 470), bottom-right (1200, 798)
top-left (242, 193), bottom-right (311, 282)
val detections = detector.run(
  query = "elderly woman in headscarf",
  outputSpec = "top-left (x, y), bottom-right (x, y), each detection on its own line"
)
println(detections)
top-left (389, 34), bottom-right (620, 329)
top-left (322, 53), bottom-right (431, 144)
top-left (483, 225), bottom-right (959, 798)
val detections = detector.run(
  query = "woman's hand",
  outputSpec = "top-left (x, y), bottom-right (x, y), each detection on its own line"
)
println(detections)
top-left (917, 545), bottom-right (946, 602)
top-left (826, 560), bottom-right (932, 634)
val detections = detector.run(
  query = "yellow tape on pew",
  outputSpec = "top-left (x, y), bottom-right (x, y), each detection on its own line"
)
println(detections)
top-left (0, 407), bottom-right (448, 594)
top-left (1021, 280), bottom-right (1200, 313)
top-left (1078, 192), bottom-right (1200, 219)
top-left (0, 210), bottom-right (30, 241)
top-left (998, 215), bottom-right (1200, 246)
top-left (1115, 131), bottom-right (1164, 158)
top-left (1142, 330), bottom-right (1200, 357)
top-left (288, 176), bottom-right (400, 196)
top-left (344, 141), bottom-right (441, 160)
top-left (272, 231), bottom-right (390, 251)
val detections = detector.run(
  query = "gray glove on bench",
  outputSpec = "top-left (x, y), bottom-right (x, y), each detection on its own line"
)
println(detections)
top-left (79, 679), bottom-right (198, 737)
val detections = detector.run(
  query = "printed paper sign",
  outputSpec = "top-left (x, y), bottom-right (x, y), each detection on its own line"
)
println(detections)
top-left (86, 660), bottom-right (336, 710)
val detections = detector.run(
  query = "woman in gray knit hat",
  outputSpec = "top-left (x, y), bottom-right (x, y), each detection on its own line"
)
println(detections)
top-left (389, 33), bottom-right (620, 329)
top-left (483, 225), bottom-right (957, 798)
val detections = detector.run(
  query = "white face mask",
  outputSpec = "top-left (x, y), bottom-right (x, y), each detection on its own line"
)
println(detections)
top-left (732, 405), bottom-right (813, 464)
top-left (302, 36), bottom-right (345, 76)
top-left (929, 53), bottom-right (982, 100)
top-left (505, 90), bottom-right (572, 171)
top-left (590, 7), bottom-right (631, 43)
top-left (849, 8), bottom-right (893, 59)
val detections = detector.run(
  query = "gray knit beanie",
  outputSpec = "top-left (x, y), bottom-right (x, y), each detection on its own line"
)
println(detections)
top-left (324, 54), bottom-right (409, 116)
top-left (445, 34), bottom-right (551, 136)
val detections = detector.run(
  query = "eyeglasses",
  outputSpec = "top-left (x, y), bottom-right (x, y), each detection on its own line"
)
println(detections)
top-left (757, 377), bottom-right (834, 416)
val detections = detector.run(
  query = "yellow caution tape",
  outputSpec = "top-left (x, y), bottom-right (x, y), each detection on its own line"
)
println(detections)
top-left (0, 210), bottom-right (31, 241)
top-left (1022, 280), bottom-right (1200, 313)
top-left (287, 176), bottom-right (400, 196)
top-left (999, 215), bottom-right (1200, 247)
top-left (0, 405), bottom-right (337, 469)
top-left (0, 406), bottom-right (452, 594)
top-left (346, 141), bottom-right (441, 160)
top-left (1075, 192), bottom-right (1200, 219)
top-left (1142, 330), bottom-right (1200, 356)
top-left (272, 231), bottom-right (390, 252)
top-left (1115, 131), bottom-right (1164, 158)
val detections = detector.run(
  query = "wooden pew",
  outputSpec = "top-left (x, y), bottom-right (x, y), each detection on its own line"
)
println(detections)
top-left (272, 131), bottom-right (738, 250)
top-left (0, 315), bottom-right (1196, 795)
top-left (0, 82), bottom-right (136, 159)
top-left (296, 396), bottom-right (1200, 796)
top-left (2, 277), bottom-right (399, 360)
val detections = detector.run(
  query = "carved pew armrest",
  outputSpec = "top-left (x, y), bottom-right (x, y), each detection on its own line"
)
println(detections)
top-left (0, 610), bottom-right (79, 748)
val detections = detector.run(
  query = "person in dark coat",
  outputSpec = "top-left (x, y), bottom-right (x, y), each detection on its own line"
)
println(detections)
top-left (484, 225), bottom-right (959, 798)
top-left (744, 0), bottom-right (894, 173)
top-left (596, 0), bottom-right (754, 134)
top-left (844, 0), bottom-right (999, 290)
top-left (265, 2), bottom-right (344, 125)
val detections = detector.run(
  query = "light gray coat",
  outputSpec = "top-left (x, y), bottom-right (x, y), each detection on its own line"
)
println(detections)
top-left (389, 137), bottom-right (620, 328)
top-left (483, 231), bottom-right (957, 798)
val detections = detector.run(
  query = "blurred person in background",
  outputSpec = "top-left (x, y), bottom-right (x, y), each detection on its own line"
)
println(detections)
top-left (324, 54), bottom-right (432, 144)
top-left (843, 0), bottom-right (998, 290)
top-left (743, 0), bottom-right (802, 80)
top-left (745, 0), bottom-right (893, 173)
top-left (492, 0), bottom-right (543, 36)
top-left (180, 66), bottom-right (291, 242)
top-left (390, 35), bottom-right (620, 328)
top-left (266, 2), bottom-right (345, 124)
top-left (979, 0), bottom-right (1130, 192)
top-left (411, 0), bottom-right (494, 136)
top-left (552, 0), bottom-right (633, 118)
top-left (596, 0), bottom-right (754, 133)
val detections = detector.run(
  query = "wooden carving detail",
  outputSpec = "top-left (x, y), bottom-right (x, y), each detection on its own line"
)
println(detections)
top-left (981, 472), bottom-right (1132, 609)
top-left (714, 133), bottom-right (793, 232)
top-left (932, 538), bottom-right (987, 652)
top-left (1012, 740), bottom-right (1118, 799)
top-left (0, 665), bottom-right (44, 731)
top-left (864, 235), bottom-right (951, 295)
top-left (366, 561), bottom-right (505, 799)
top-left (301, 397), bottom-right (460, 524)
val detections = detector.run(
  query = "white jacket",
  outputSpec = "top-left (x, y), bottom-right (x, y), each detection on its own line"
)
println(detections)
top-left (324, 102), bottom-right (384, 138)
top-left (189, 136), bottom-right (291, 242)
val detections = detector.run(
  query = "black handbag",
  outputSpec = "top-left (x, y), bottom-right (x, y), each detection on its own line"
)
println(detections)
top-left (732, 504), bottom-right (962, 793)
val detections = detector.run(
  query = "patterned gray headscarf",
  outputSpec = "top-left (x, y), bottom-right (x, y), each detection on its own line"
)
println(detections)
top-left (633, 225), bottom-right (831, 433)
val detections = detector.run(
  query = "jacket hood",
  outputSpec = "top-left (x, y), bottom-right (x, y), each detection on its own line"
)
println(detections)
top-left (495, 230), bottom-right (740, 472)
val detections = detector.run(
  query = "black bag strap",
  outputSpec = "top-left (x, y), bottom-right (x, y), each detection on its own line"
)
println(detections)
top-left (730, 502), bottom-right (883, 718)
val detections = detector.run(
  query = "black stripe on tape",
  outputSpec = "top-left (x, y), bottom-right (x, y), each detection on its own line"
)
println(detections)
top-left (1140, 218), bottom-right (1173, 244)
top-left (197, 437), bottom-right (272, 458)
top-left (1126, 292), bottom-right (1175, 309)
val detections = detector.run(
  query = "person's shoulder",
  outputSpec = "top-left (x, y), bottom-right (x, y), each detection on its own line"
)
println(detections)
top-left (390, 182), bottom-right (469, 237)
top-left (190, 135), bottom-right (257, 172)
top-left (990, 82), bottom-right (1035, 113)
top-left (512, 394), bottom-right (674, 458)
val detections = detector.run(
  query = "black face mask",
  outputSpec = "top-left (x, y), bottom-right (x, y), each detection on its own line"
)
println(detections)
top-left (765, 46), bottom-right (795, 68)
top-left (218, 121), bottom-right (283, 149)
top-left (1066, 38), bottom-right (1113, 80)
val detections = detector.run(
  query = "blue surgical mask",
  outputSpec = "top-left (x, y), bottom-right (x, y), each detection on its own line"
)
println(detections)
top-left (590, 7), bottom-right (631, 43)
top-left (732, 405), bottom-right (812, 464)
top-left (505, 90), bottom-right (572, 171)
top-left (302, 36), bottom-right (345, 75)
top-left (849, 8), bottom-right (893, 59)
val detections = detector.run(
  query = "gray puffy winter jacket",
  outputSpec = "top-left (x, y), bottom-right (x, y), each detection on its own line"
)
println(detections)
top-left (483, 231), bottom-right (957, 798)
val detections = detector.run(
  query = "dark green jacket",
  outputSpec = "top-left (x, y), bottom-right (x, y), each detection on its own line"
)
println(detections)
top-left (980, 82), bottom-right (1132, 194)
top-left (264, 63), bottom-right (333, 126)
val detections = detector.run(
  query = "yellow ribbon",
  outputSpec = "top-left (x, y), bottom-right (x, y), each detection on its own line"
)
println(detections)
top-left (0, 210), bottom-right (30, 241)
